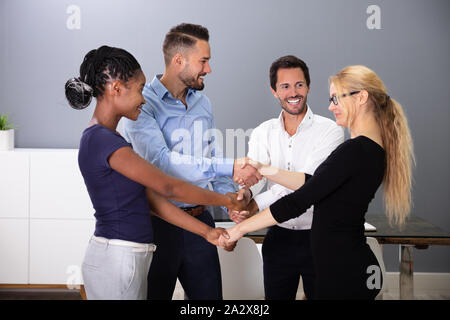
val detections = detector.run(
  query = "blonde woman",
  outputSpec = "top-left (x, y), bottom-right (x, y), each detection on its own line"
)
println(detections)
top-left (223, 65), bottom-right (414, 299)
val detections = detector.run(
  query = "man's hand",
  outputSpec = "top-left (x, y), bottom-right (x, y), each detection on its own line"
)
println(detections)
top-left (233, 158), bottom-right (262, 187)
top-left (227, 188), bottom-right (252, 223)
top-left (236, 188), bottom-right (252, 205)
top-left (225, 192), bottom-right (248, 212)
top-left (229, 199), bottom-right (259, 223)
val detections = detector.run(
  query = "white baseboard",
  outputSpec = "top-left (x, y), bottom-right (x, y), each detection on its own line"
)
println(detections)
top-left (296, 272), bottom-right (450, 299)
top-left (383, 272), bottom-right (450, 292)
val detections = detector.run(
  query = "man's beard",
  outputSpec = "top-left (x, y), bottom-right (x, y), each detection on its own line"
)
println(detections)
top-left (279, 95), bottom-right (307, 115)
top-left (179, 65), bottom-right (205, 91)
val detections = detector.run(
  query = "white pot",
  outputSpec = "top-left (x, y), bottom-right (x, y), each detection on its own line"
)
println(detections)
top-left (0, 129), bottom-right (14, 151)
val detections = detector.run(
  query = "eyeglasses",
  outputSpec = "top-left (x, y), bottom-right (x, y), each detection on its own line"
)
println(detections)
top-left (329, 91), bottom-right (360, 105)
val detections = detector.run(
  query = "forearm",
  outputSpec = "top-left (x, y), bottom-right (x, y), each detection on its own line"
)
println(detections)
top-left (124, 116), bottom-right (233, 183)
top-left (164, 152), bottom-right (234, 182)
top-left (235, 207), bottom-right (278, 235)
top-left (170, 179), bottom-right (232, 208)
top-left (146, 189), bottom-right (211, 238)
top-left (258, 164), bottom-right (305, 191)
top-left (109, 146), bottom-right (234, 209)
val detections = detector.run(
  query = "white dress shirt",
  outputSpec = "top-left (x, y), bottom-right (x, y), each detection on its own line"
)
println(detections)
top-left (248, 106), bottom-right (344, 230)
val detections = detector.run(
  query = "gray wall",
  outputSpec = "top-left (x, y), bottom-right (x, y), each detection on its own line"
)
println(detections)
top-left (1, 0), bottom-right (449, 272)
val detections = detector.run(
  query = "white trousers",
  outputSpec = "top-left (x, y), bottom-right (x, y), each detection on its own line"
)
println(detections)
top-left (82, 236), bottom-right (156, 300)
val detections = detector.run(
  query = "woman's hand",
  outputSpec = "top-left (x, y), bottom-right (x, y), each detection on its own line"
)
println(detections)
top-left (205, 227), bottom-right (230, 246)
top-left (224, 207), bottom-right (278, 248)
top-left (229, 198), bottom-right (259, 223)
top-left (246, 158), bottom-right (263, 171)
top-left (205, 227), bottom-right (237, 251)
top-left (229, 210), bottom-right (251, 224)
top-left (226, 224), bottom-right (244, 243)
top-left (244, 158), bottom-right (306, 190)
top-left (217, 224), bottom-right (243, 250)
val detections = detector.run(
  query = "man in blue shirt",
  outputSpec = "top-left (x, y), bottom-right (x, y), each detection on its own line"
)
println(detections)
top-left (122, 23), bottom-right (260, 300)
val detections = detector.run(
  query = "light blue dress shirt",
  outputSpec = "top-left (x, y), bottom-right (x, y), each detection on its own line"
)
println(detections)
top-left (122, 74), bottom-right (236, 208)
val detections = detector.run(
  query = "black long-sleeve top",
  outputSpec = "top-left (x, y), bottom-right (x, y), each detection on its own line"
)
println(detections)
top-left (269, 135), bottom-right (386, 299)
top-left (270, 135), bottom-right (385, 257)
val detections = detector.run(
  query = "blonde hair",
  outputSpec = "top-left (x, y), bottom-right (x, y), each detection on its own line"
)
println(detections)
top-left (330, 65), bottom-right (415, 226)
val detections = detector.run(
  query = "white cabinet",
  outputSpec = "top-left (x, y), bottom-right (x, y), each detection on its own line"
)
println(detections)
top-left (0, 151), bottom-right (29, 218)
top-left (30, 150), bottom-right (94, 220)
top-left (0, 219), bottom-right (29, 283)
top-left (0, 151), bottom-right (30, 284)
top-left (29, 219), bottom-right (95, 284)
top-left (0, 149), bottom-right (95, 285)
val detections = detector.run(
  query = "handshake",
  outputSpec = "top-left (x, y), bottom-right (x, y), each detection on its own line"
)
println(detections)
top-left (232, 157), bottom-right (263, 187)
top-left (206, 187), bottom-right (256, 252)
top-left (207, 159), bottom-right (263, 251)
top-left (227, 157), bottom-right (263, 222)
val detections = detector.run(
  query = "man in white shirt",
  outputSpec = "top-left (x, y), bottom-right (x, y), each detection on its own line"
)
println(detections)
top-left (233, 55), bottom-right (344, 299)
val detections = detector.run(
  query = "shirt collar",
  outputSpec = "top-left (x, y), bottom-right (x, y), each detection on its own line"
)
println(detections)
top-left (278, 104), bottom-right (314, 134)
top-left (150, 74), bottom-right (196, 101)
top-left (149, 74), bottom-right (169, 100)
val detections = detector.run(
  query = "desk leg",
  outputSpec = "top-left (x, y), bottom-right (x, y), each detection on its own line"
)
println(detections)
top-left (399, 245), bottom-right (414, 299)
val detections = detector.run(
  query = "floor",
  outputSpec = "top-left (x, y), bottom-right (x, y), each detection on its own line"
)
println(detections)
top-left (171, 279), bottom-right (450, 300)
top-left (0, 288), bottom-right (83, 300)
top-left (380, 291), bottom-right (450, 300)
top-left (0, 284), bottom-right (448, 300)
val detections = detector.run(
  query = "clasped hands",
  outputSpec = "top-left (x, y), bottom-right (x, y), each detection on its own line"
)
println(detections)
top-left (233, 157), bottom-right (263, 187)
top-left (211, 160), bottom-right (262, 251)
top-left (202, 178), bottom-right (254, 252)
top-left (210, 188), bottom-right (251, 251)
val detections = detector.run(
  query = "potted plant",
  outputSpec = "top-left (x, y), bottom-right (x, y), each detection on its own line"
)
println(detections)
top-left (0, 114), bottom-right (14, 151)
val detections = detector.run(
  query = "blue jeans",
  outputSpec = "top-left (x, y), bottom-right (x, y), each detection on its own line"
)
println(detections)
top-left (147, 209), bottom-right (222, 300)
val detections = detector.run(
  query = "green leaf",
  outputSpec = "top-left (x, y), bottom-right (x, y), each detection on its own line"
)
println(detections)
top-left (0, 114), bottom-right (14, 130)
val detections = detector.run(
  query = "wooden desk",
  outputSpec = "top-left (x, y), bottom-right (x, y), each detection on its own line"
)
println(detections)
top-left (243, 214), bottom-right (450, 300)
